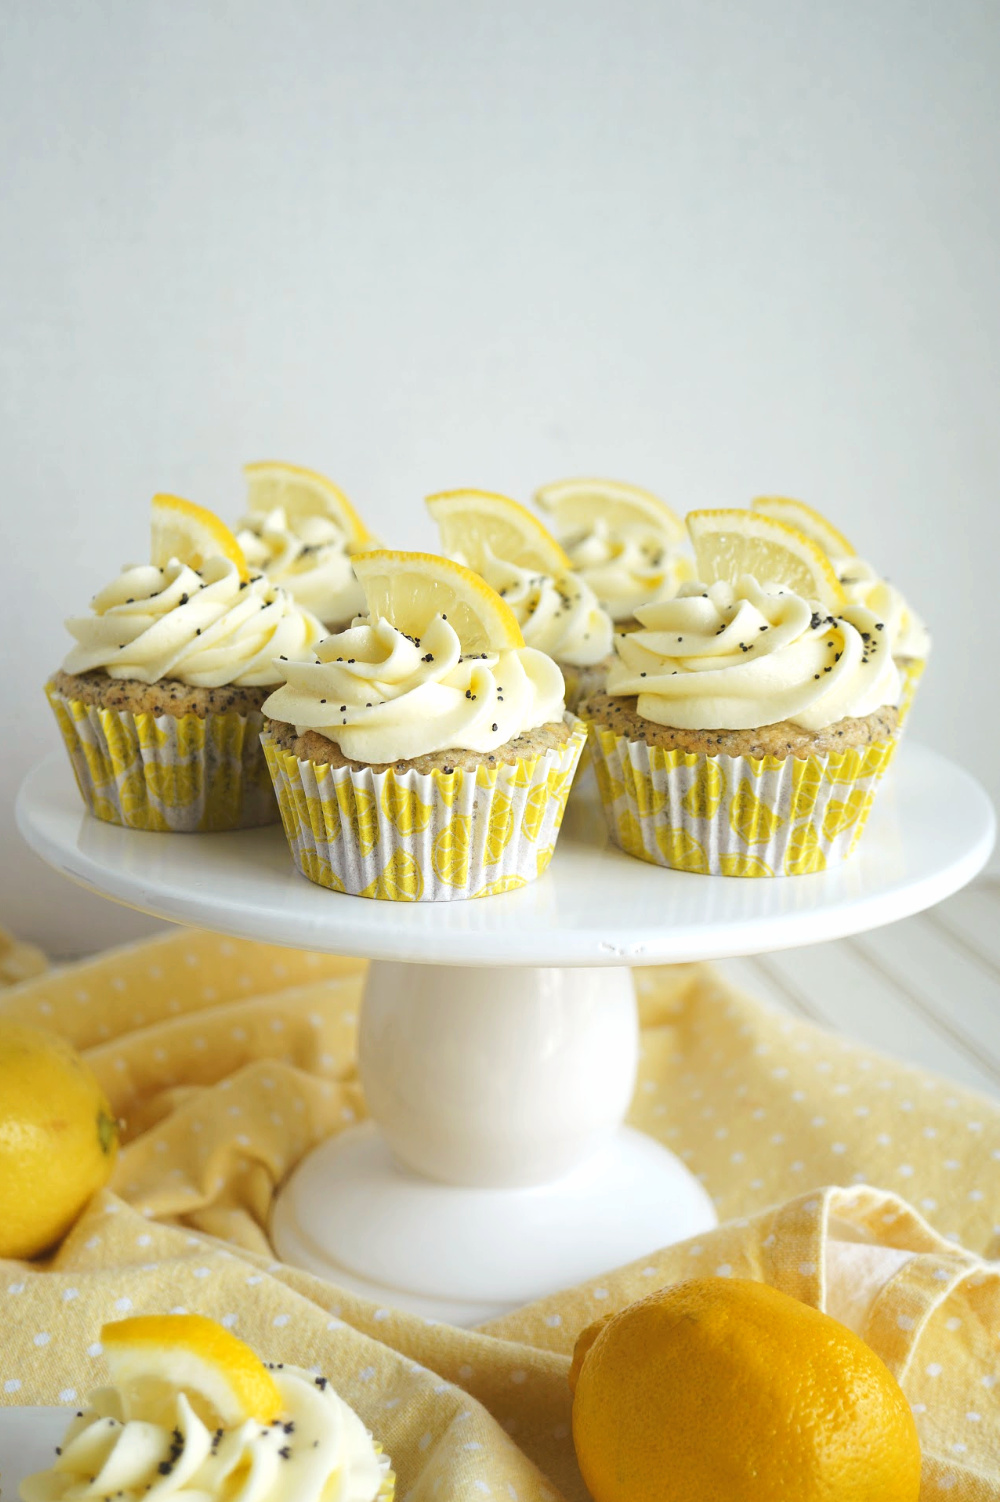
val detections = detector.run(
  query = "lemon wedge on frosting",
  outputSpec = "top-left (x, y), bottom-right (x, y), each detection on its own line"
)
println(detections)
top-left (427, 489), bottom-right (570, 574)
top-left (150, 494), bottom-right (250, 581)
top-left (686, 508), bottom-right (846, 611)
top-left (534, 478), bottom-right (684, 542)
top-left (101, 1314), bottom-right (282, 1428)
top-left (751, 495), bottom-right (857, 559)
top-left (244, 460), bottom-right (371, 546)
top-left (352, 550), bottom-right (524, 655)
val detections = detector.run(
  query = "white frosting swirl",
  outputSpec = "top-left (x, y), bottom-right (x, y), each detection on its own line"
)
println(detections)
top-left (835, 556), bottom-right (931, 660)
top-left (236, 509), bottom-right (366, 628)
top-left (19, 1367), bottom-right (389, 1502)
top-left (562, 522), bottom-right (693, 622)
top-left (606, 576), bottom-right (901, 731)
top-left (63, 557), bottom-right (324, 688)
top-left (476, 553), bottom-right (613, 667)
top-left (262, 614), bottom-right (565, 762)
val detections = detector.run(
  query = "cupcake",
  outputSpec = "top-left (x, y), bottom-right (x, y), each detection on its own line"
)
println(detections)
top-left (752, 496), bottom-right (930, 726)
top-left (236, 460), bottom-right (373, 630)
top-left (426, 489), bottom-right (614, 710)
top-left (534, 477), bottom-right (693, 630)
top-left (46, 494), bottom-right (324, 832)
top-left (261, 550), bottom-right (586, 900)
top-left (581, 510), bottom-right (901, 877)
top-left (21, 1314), bottom-right (394, 1502)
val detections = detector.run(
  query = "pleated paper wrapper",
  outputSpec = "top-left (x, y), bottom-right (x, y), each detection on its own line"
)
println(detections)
top-left (896, 655), bottom-right (926, 729)
top-left (261, 720), bottom-right (587, 901)
top-left (46, 683), bottom-right (277, 832)
top-left (586, 720), bottom-right (897, 877)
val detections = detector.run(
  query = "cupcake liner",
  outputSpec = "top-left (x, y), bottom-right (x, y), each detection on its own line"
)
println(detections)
top-left (46, 683), bottom-right (277, 832)
top-left (896, 656), bottom-right (926, 729)
top-left (586, 721), bottom-right (897, 877)
top-left (261, 719), bottom-right (587, 901)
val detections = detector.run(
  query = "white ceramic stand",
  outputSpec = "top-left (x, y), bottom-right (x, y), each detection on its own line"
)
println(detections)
top-left (271, 961), bottom-right (716, 1323)
top-left (16, 746), bottom-right (995, 1324)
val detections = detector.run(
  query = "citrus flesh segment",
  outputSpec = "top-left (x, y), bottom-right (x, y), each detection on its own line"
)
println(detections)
top-left (351, 550), bottom-right (525, 654)
top-left (150, 494), bottom-right (249, 580)
top-left (686, 509), bottom-right (846, 610)
top-left (101, 1314), bottom-right (282, 1428)
top-left (534, 478), bottom-right (685, 542)
top-left (752, 495), bottom-right (857, 558)
top-left (427, 489), bottom-right (570, 574)
top-left (243, 460), bottom-right (370, 545)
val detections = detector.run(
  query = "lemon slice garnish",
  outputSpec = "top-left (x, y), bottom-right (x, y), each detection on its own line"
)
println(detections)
top-left (751, 495), bottom-right (856, 559)
top-left (686, 509), bottom-right (846, 610)
top-left (352, 550), bottom-right (524, 654)
top-left (534, 478), bottom-right (684, 542)
top-left (150, 494), bottom-right (249, 581)
top-left (244, 460), bottom-right (371, 546)
top-left (101, 1314), bottom-right (282, 1428)
top-left (426, 489), bottom-right (570, 574)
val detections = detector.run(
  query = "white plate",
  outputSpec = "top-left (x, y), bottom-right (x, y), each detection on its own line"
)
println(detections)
top-left (16, 743), bottom-right (995, 965)
top-left (0, 1407), bottom-right (66, 1500)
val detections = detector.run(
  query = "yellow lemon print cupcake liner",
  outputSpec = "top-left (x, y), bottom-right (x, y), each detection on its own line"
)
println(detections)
top-left (261, 718), bottom-right (587, 901)
top-left (586, 721), bottom-right (897, 877)
top-left (46, 683), bottom-right (277, 832)
top-left (896, 655), bottom-right (926, 729)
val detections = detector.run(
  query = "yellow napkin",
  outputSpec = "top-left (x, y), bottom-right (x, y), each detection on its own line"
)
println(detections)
top-left (1, 928), bottom-right (998, 1501)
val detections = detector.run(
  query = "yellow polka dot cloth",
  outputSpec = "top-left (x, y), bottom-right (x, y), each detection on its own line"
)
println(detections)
top-left (1, 929), bottom-right (999, 1501)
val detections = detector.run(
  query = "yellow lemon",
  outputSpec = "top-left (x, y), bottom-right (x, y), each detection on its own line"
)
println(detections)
top-left (729, 778), bottom-right (783, 846)
top-left (718, 852), bottom-right (774, 877)
top-left (784, 820), bottom-right (828, 875)
top-left (790, 757), bottom-right (825, 821)
top-left (655, 824), bottom-right (709, 873)
top-left (751, 495), bottom-right (856, 558)
top-left (535, 477), bottom-right (684, 543)
top-left (102, 1314), bottom-right (282, 1428)
top-left (570, 1277), bottom-right (922, 1502)
top-left (521, 783), bottom-right (550, 842)
top-left (352, 550), bottom-right (524, 655)
top-left (485, 794), bottom-right (516, 863)
top-left (243, 460), bottom-right (371, 545)
top-left (362, 849), bottom-right (424, 901)
top-left (433, 816), bottom-right (473, 886)
top-left (683, 759), bottom-right (726, 821)
top-left (474, 874), bottom-right (528, 898)
top-left (0, 1022), bottom-right (119, 1259)
top-left (150, 494), bottom-right (249, 580)
top-left (427, 489), bottom-right (570, 573)
top-left (380, 776), bottom-right (433, 836)
top-left (822, 787), bottom-right (871, 839)
top-left (687, 509), bottom-right (846, 611)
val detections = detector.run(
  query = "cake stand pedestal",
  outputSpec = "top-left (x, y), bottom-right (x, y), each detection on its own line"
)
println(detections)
top-left (17, 743), bottom-right (995, 1324)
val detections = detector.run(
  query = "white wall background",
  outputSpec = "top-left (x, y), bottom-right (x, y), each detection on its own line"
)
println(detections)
top-left (1, 0), bottom-right (995, 955)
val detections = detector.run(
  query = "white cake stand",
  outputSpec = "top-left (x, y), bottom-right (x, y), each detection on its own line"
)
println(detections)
top-left (17, 744), bottom-right (995, 1325)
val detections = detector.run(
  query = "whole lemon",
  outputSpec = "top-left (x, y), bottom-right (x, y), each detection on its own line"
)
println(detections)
top-left (570, 1276), bottom-right (921, 1502)
top-left (0, 1021), bottom-right (119, 1259)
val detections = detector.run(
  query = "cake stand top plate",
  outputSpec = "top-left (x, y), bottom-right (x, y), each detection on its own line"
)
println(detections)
top-left (17, 744), bottom-right (994, 967)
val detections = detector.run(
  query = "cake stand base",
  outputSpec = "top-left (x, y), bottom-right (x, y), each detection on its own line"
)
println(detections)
top-left (271, 1121), bottom-right (717, 1326)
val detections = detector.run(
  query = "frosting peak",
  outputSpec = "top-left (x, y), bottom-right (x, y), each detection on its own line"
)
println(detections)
top-left (62, 557), bottom-right (324, 688)
top-left (236, 508), bottom-right (366, 628)
top-left (262, 613), bottom-right (565, 762)
top-left (476, 552), bottom-right (613, 667)
top-left (834, 556), bottom-right (931, 660)
top-left (606, 576), bottom-right (901, 731)
top-left (561, 520), bottom-right (692, 622)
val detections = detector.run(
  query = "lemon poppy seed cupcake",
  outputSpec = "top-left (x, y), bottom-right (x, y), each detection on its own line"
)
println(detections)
top-left (535, 477), bottom-right (694, 631)
top-left (235, 460), bottom-right (373, 630)
top-left (46, 495), bottom-right (324, 832)
top-left (427, 489), bottom-right (614, 711)
top-left (21, 1314), bottom-right (394, 1502)
top-left (752, 496), bottom-right (930, 726)
top-left (581, 511), bottom-right (901, 877)
top-left (261, 550), bottom-right (586, 900)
